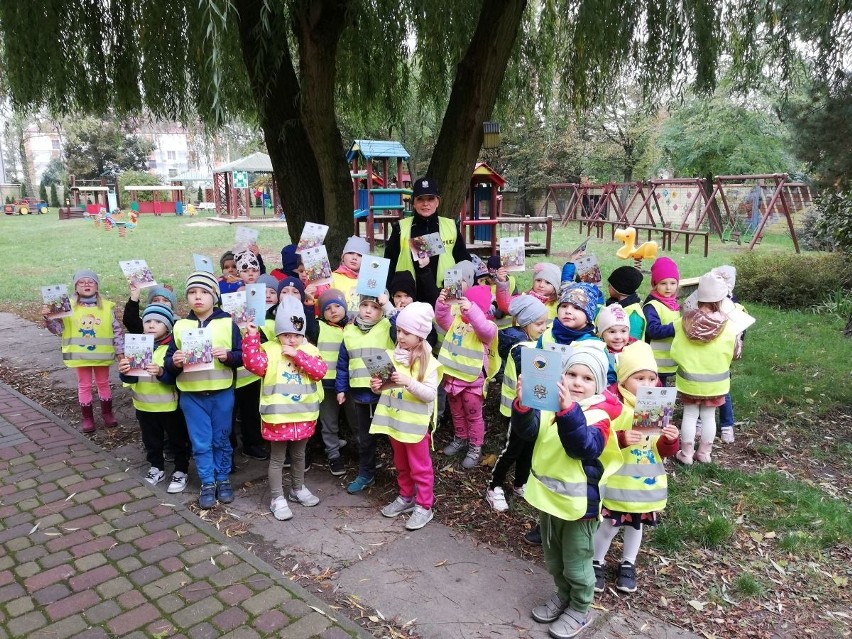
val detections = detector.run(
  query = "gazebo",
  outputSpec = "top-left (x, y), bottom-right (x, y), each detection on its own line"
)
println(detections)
top-left (212, 152), bottom-right (280, 219)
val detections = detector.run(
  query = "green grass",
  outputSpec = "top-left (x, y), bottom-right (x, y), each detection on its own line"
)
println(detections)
top-left (732, 572), bottom-right (766, 598)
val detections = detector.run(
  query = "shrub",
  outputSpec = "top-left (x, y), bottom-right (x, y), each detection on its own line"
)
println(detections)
top-left (733, 252), bottom-right (852, 309)
top-left (800, 191), bottom-right (852, 253)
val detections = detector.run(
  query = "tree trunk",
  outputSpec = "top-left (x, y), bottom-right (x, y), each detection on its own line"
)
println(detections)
top-left (428, 0), bottom-right (527, 221)
top-left (292, 0), bottom-right (356, 259)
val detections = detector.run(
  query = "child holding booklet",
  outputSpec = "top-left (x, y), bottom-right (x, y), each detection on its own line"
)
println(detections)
top-left (327, 235), bottom-right (371, 317)
top-left (218, 251), bottom-right (242, 295)
top-left (165, 271), bottom-right (243, 509)
top-left (42, 270), bottom-right (124, 433)
top-left (371, 302), bottom-right (441, 531)
top-left (243, 296), bottom-right (328, 521)
top-left (495, 262), bottom-right (562, 321)
top-left (593, 341), bottom-right (679, 594)
top-left (118, 304), bottom-right (191, 493)
top-left (123, 284), bottom-right (177, 334)
top-left (670, 272), bottom-right (738, 464)
top-left (643, 257), bottom-right (681, 387)
top-left (512, 346), bottom-right (622, 638)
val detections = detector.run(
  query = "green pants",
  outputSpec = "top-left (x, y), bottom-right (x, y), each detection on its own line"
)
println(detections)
top-left (540, 513), bottom-right (598, 613)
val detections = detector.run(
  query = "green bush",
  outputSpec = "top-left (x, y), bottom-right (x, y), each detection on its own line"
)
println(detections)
top-left (800, 191), bottom-right (852, 253)
top-left (733, 252), bottom-right (852, 309)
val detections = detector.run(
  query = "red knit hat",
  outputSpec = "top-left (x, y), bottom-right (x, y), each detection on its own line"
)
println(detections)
top-left (650, 257), bottom-right (680, 286)
top-left (464, 285), bottom-right (493, 316)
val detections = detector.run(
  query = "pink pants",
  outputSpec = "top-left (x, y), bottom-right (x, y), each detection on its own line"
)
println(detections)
top-left (76, 366), bottom-right (112, 404)
top-left (447, 386), bottom-right (485, 446)
top-left (390, 435), bottom-right (434, 509)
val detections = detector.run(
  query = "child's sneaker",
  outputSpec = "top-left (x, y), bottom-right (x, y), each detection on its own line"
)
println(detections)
top-left (531, 592), bottom-right (567, 623)
top-left (167, 471), bottom-right (188, 494)
top-left (513, 484), bottom-right (526, 498)
top-left (289, 485), bottom-right (320, 507)
top-left (616, 560), bottom-right (637, 593)
top-left (198, 483), bottom-right (216, 509)
top-left (486, 487), bottom-right (509, 512)
top-left (720, 426), bottom-right (735, 443)
top-left (405, 506), bottom-right (433, 530)
top-left (270, 496), bottom-right (293, 521)
top-left (443, 436), bottom-right (468, 456)
top-left (381, 496), bottom-right (416, 518)
top-left (523, 524), bottom-right (542, 546)
top-left (216, 480), bottom-right (235, 504)
top-left (461, 445), bottom-right (482, 469)
top-left (593, 561), bottom-right (605, 593)
top-left (346, 475), bottom-right (375, 494)
top-left (328, 457), bottom-right (345, 477)
top-left (548, 608), bottom-right (592, 639)
top-left (144, 467), bottom-right (165, 486)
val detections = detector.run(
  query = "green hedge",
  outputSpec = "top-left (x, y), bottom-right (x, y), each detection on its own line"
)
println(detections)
top-left (732, 252), bottom-right (852, 309)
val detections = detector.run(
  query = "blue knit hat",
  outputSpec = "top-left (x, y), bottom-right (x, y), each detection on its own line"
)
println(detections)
top-left (276, 276), bottom-right (305, 302)
top-left (147, 286), bottom-right (177, 309)
top-left (558, 283), bottom-right (599, 323)
top-left (280, 244), bottom-right (299, 275)
top-left (142, 303), bottom-right (174, 332)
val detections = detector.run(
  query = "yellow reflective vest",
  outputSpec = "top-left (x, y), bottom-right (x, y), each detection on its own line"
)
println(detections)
top-left (258, 342), bottom-right (324, 423)
top-left (601, 405), bottom-right (668, 512)
top-left (236, 318), bottom-right (275, 389)
top-left (671, 318), bottom-right (737, 397)
top-left (317, 321), bottom-right (345, 382)
top-left (371, 351), bottom-right (442, 443)
top-left (124, 343), bottom-right (178, 412)
top-left (173, 317), bottom-right (235, 392)
top-left (61, 301), bottom-right (116, 368)
top-left (499, 341), bottom-right (535, 417)
top-left (645, 300), bottom-right (680, 374)
top-left (342, 318), bottom-right (394, 388)
top-left (525, 401), bottom-right (623, 521)
top-left (437, 315), bottom-right (496, 383)
top-left (395, 216), bottom-right (458, 287)
top-left (330, 272), bottom-right (360, 317)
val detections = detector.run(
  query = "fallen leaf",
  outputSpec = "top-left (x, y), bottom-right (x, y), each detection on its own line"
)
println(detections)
top-left (689, 600), bottom-right (706, 611)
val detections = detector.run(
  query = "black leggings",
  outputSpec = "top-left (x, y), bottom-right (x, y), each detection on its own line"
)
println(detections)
top-left (489, 419), bottom-right (534, 490)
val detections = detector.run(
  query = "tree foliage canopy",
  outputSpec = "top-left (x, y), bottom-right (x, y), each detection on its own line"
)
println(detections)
top-left (64, 117), bottom-right (154, 179)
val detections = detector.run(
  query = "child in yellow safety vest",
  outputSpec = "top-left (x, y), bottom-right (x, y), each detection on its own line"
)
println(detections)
top-left (605, 266), bottom-right (646, 340)
top-left (495, 261), bottom-right (561, 321)
top-left (670, 272), bottom-right (738, 464)
top-left (118, 304), bottom-right (191, 494)
top-left (42, 269), bottom-right (124, 433)
top-left (370, 302), bottom-right (441, 531)
top-left (323, 235), bottom-right (371, 318)
top-left (642, 257), bottom-right (681, 387)
top-left (315, 289), bottom-right (349, 477)
top-left (512, 346), bottom-right (623, 638)
top-left (593, 341), bottom-right (679, 595)
top-left (436, 284), bottom-right (498, 470)
top-left (595, 303), bottom-right (637, 392)
top-left (243, 296), bottom-right (328, 521)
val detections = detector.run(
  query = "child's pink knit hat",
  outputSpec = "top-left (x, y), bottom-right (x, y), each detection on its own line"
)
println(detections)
top-left (396, 302), bottom-right (434, 339)
top-left (650, 257), bottom-right (680, 286)
top-left (464, 285), bottom-right (493, 316)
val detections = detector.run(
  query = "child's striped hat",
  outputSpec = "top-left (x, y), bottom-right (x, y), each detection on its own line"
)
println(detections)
top-left (185, 271), bottom-right (220, 303)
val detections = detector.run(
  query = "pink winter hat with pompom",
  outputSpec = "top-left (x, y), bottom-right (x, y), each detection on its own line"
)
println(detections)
top-left (650, 257), bottom-right (680, 286)
top-left (396, 302), bottom-right (434, 339)
top-left (464, 285), bottom-right (493, 316)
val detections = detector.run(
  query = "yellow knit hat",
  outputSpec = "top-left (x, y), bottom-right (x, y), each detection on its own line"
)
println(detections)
top-left (616, 341), bottom-right (657, 383)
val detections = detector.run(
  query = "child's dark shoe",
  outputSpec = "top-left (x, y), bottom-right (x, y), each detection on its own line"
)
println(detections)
top-left (346, 475), bottom-right (375, 494)
top-left (198, 483), bottom-right (217, 509)
top-left (216, 480), bottom-right (235, 504)
top-left (615, 560), bottom-right (637, 593)
top-left (593, 561), bottom-right (605, 593)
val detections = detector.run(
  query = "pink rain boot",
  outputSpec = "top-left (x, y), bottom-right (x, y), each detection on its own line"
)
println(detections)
top-left (695, 441), bottom-right (713, 464)
top-left (676, 441), bottom-right (694, 465)
top-left (80, 403), bottom-right (96, 434)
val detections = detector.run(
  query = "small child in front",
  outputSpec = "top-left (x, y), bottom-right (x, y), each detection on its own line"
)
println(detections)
top-left (512, 346), bottom-right (622, 638)
top-left (43, 270), bottom-right (123, 433)
top-left (166, 271), bottom-right (243, 509)
top-left (218, 251), bottom-right (242, 294)
top-left (243, 296), bottom-right (327, 521)
top-left (315, 289), bottom-right (349, 476)
top-left (605, 266), bottom-right (646, 340)
top-left (371, 302), bottom-right (441, 531)
top-left (118, 304), bottom-right (191, 493)
top-left (670, 272), bottom-right (738, 464)
top-left (643, 257), bottom-right (681, 387)
top-left (593, 341), bottom-right (679, 594)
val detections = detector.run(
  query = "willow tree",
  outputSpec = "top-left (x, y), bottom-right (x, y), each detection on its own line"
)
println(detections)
top-left (0, 0), bottom-right (847, 257)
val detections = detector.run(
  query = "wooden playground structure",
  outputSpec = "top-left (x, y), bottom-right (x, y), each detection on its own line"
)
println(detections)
top-left (124, 185), bottom-right (187, 215)
top-left (212, 152), bottom-right (281, 220)
top-left (59, 176), bottom-right (118, 220)
top-left (539, 173), bottom-right (810, 255)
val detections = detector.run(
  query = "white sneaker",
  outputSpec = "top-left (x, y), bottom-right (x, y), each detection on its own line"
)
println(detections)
top-left (405, 506), bottom-right (433, 530)
top-left (720, 426), bottom-right (735, 443)
top-left (167, 471), bottom-right (187, 493)
top-left (381, 496), bottom-right (416, 518)
top-left (513, 484), bottom-right (526, 498)
top-left (486, 487), bottom-right (509, 512)
top-left (289, 485), bottom-right (320, 507)
top-left (270, 496), bottom-right (293, 521)
top-left (144, 467), bottom-right (165, 486)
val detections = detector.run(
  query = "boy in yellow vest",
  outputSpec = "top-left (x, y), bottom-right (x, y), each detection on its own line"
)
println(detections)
top-left (605, 266), bottom-right (646, 340)
top-left (512, 346), bottom-right (622, 638)
top-left (119, 304), bottom-right (191, 493)
top-left (315, 289), bottom-right (349, 476)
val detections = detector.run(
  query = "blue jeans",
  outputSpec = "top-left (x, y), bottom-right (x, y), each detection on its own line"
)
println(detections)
top-left (180, 390), bottom-right (234, 485)
top-left (718, 392), bottom-right (734, 428)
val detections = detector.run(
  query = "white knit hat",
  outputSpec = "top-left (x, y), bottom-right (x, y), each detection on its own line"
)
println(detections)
top-left (596, 303), bottom-right (629, 335)
top-left (711, 265), bottom-right (736, 296)
top-left (697, 272), bottom-right (728, 303)
top-left (565, 343), bottom-right (609, 394)
top-left (274, 296), bottom-right (306, 336)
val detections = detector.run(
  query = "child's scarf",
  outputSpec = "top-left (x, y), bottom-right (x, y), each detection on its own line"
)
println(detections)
top-left (649, 291), bottom-right (680, 312)
top-left (353, 314), bottom-right (379, 333)
top-left (334, 264), bottom-right (358, 279)
top-left (550, 319), bottom-right (595, 345)
top-left (527, 289), bottom-right (556, 306)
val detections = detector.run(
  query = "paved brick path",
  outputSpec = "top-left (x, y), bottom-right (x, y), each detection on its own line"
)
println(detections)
top-left (0, 383), bottom-right (369, 639)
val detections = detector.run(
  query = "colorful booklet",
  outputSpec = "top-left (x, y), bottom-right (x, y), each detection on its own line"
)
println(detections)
top-left (124, 334), bottom-right (154, 377)
top-left (244, 284), bottom-right (267, 325)
top-left (632, 386), bottom-right (676, 437)
top-left (119, 260), bottom-right (156, 288)
top-left (721, 298), bottom-right (757, 333)
top-left (296, 222), bottom-right (329, 253)
top-left (443, 268), bottom-right (464, 302)
top-left (568, 237), bottom-right (591, 262)
top-left (301, 246), bottom-right (333, 285)
top-left (410, 232), bottom-right (445, 261)
top-left (221, 291), bottom-right (252, 328)
top-left (41, 284), bottom-right (72, 319)
top-left (193, 253), bottom-right (215, 274)
top-left (520, 346), bottom-right (563, 412)
top-left (499, 236), bottom-right (525, 272)
top-left (234, 226), bottom-right (259, 252)
top-left (543, 343), bottom-right (575, 373)
top-left (574, 254), bottom-right (602, 285)
top-left (365, 352), bottom-right (396, 387)
top-left (181, 327), bottom-right (214, 372)
top-left (356, 256), bottom-right (390, 297)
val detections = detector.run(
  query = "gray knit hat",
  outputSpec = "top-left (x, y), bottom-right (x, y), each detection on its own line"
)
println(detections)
top-left (508, 294), bottom-right (547, 327)
top-left (342, 236), bottom-right (370, 256)
top-left (565, 344), bottom-right (609, 393)
top-left (274, 296), bottom-right (306, 336)
top-left (455, 260), bottom-right (475, 287)
top-left (256, 274), bottom-right (279, 293)
top-left (73, 270), bottom-right (99, 286)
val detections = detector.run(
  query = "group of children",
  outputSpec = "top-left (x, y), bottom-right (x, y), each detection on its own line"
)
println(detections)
top-left (43, 208), bottom-right (745, 637)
